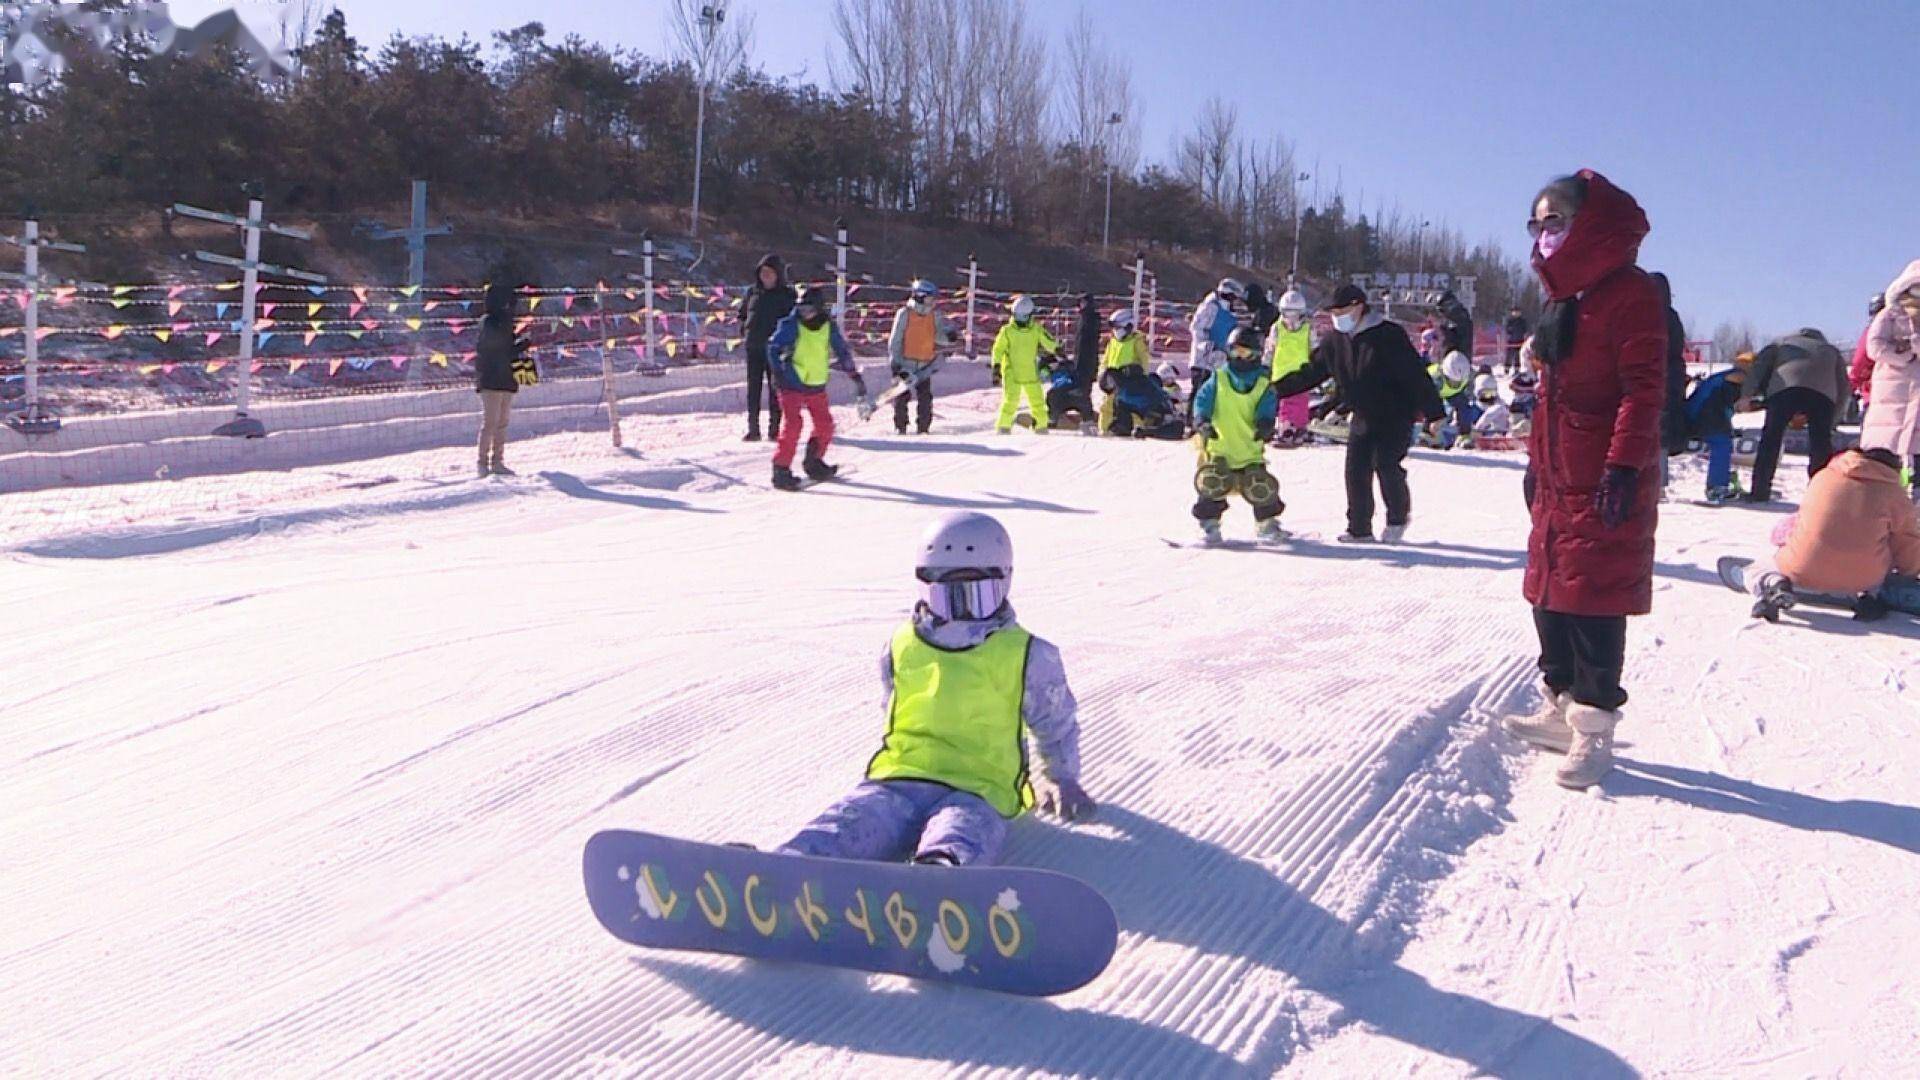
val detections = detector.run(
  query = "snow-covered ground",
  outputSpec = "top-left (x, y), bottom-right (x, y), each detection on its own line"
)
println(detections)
top-left (3, 385), bottom-right (1915, 1078)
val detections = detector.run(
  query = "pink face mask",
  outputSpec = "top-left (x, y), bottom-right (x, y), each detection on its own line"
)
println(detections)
top-left (1537, 228), bottom-right (1568, 260)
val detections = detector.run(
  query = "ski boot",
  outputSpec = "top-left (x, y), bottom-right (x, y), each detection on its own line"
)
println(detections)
top-left (772, 466), bottom-right (803, 491)
top-left (1704, 485), bottom-right (1737, 505)
top-left (1255, 518), bottom-right (1288, 546)
top-left (912, 851), bottom-right (960, 867)
top-left (1381, 519), bottom-right (1409, 544)
top-left (490, 463), bottom-right (516, 477)
top-left (803, 456), bottom-right (838, 483)
top-left (1750, 573), bottom-right (1797, 623)
top-left (1336, 531), bottom-right (1374, 544)
top-left (1198, 518), bottom-right (1224, 546)
top-left (477, 461), bottom-right (491, 478)
top-left (743, 429), bottom-right (762, 443)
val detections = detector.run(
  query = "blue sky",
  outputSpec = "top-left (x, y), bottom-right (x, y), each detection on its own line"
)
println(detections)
top-left (175, 0), bottom-right (1918, 342)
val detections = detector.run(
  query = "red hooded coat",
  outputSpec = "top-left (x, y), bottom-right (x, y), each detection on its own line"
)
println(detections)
top-left (1524, 171), bottom-right (1668, 617)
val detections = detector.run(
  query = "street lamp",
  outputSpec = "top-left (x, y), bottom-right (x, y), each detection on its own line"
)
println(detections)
top-left (689, 2), bottom-right (727, 239)
top-left (1288, 170), bottom-right (1310, 286)
top-left (1102, 111), bottom-right (1122, 255)
top-left (1415, 219), bottom-right (1430, 277)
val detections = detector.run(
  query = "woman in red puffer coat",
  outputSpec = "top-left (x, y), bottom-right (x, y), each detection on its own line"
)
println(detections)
top-left (1501, 171), bottom-right (1667, 791)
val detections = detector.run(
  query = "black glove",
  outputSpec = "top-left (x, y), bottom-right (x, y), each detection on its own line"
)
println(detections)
top-left (1254, 421), bottom-right (1275, 443)
top-left (1593, 465), bottom-right (1638, 528)
top-left (1099, 370), bottom-right (1118, 393)
top-left (850, 372), bottom-right (868, 396)
top-left (1196, 422), bottom-right (1219, 441)
top-left (991, 367), bottom-right (1003, 387)
top-left (891, 362), bottom-right (911, 382)
top-left (1524, 466), bottom-right (1537, 510)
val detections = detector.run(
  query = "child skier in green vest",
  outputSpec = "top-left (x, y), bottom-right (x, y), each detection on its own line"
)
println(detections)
top-left (767, 286), bottom-right (868, 490)
top-left (1193, 327), bottom-right (1285, 544)
top-left (780, 511), bottom-right (1094, 867)
top-left (991, 295), bottom-right (1062, 433)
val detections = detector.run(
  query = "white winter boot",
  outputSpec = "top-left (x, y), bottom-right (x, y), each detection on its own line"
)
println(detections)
top-left (1503, 683), bottom-right (1572, 752)
top-left (1556, 704), bottom-right (1619, 789)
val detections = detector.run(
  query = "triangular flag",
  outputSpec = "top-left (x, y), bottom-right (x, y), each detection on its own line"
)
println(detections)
top-left (167, 285), bottom-right (187, 299)
top-left (664, 340), bottom-right (678, 357)
top-left (153, 330), bottom-right (172, 343)
top-left (405, 318), bottom-right (422, 331)
top-left (215, 282), bottom-right (240, 292)
top-left (113, 285), bottom-right (134, 297)
top-left (216, 303), bottom-right (230, 319)
top-left (206, 359), bottom-right (226, 372)
top-left (138, 363), bottom-right (163, 375)
top-left (361, 319), bottom-right (379, 332)
top-left (352, 286), bottom-right (368, 304)
top-left (399, 286), bottom-right (419, 298)
top-left (205, 332), bottom-right (223, 347)
top-left (423, 301), bottom-right (439, 313)
top-left (329, 359), bottom-right (345, 376)
top-left (347, 331), bottom-right (364, 340)
top-left (529, 297), bottom-right (542, 311)
top-left (0, 328), bottom-right (14, 339)
top-left (111, 299), bottom-right (131, 309)
top-left (560, 317), bottom-right (574, 329)
top-left (563, 294), bottom-right (576, 310)
top-left (289, 358), bottom-right (306, 374)
top-left (348, 302), bottom-right (364, 318)
top-left (258, 332), bottom-right (275, 349)
top-left (251, 361), bottom-right (263, 374)
top-left (390, 356), bottom-right (408, 369)
top-left (167, 301), bottom-right (184, 317)
top-left (307, 302), bottom-right (322, 317)
top-left (304, 332), bottom-right (318, 346)
top-left (726, 338), bottom-right (743, 350)
top-left (447, 320), bottom-right (467, 335)
top-left (34, 327), bottom-right (56, 340)
top-left (430, 352), bottom-right (448, 367)
top-left (104, 325), bottom-right (126, 340)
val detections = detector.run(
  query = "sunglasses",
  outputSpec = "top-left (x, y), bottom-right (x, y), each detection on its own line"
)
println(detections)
top-left (1526, 213), bottom-right (1570, 238)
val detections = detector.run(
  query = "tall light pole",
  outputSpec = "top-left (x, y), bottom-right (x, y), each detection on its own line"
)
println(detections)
top-left (689, 2), bottom-right (726, 239)
top-left (1415, 219), bottom-right (1430, 277)
top-left (1101, 111), bottom-right (1122, 255)
top-left (1288, 170), bottom-right (1311, 286)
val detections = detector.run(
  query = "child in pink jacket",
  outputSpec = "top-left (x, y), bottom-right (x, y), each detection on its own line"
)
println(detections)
top-left (1744, 447), bottom-right (1920, 620)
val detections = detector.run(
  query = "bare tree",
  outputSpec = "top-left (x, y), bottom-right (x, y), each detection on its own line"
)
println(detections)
top-left (1176, 96), bottom-right (1238, 208)
top-left (1056, 7), bottom-right (1139, 170)
top-left (666, 0), bottom-right (756, 84)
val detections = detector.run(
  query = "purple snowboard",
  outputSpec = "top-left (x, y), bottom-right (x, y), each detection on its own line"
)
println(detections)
top-left (584, 829), bottom-right (1117, 996)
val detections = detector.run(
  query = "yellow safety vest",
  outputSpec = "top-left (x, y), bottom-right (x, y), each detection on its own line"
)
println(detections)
top-left (793, 323), bottom-right (831, 387)
top-left (867, 622), bottom-right (1034, 818)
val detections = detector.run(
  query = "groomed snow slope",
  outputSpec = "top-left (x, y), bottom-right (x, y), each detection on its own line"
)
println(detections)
top-left (3, 388), bottom-right (1915, 1078)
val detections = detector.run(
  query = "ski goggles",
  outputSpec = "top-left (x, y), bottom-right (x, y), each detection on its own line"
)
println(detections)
top-left (915, 566), bottom-right (1009, 621)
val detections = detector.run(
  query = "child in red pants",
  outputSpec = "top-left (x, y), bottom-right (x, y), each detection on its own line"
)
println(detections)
top-left (766, 286), bottom-right (867, 490)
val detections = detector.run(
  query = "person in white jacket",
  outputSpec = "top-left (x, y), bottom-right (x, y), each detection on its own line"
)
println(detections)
top-left (1187, 278), bottom-right (1246, 415)
top-left (1472, 374), bottom-right (1512, 436)
top-left (1863, 259), bottom-right (1920, 494)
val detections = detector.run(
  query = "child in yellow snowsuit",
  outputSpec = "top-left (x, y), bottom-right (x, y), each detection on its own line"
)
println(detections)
top-left (992, 295), bottom-right (1060, 433)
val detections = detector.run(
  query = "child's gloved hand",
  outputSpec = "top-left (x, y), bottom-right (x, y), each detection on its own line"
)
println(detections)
top-left (1034, 776), bottom-right (1096, 822)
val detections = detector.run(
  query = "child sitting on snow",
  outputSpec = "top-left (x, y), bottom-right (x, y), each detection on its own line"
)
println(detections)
top-left (1472, 374), bottom-right (1511, 437)
top-left (1741, 447), bottom-right (1920, 621)
top-left (779, 512), bottom-right (1094, 867)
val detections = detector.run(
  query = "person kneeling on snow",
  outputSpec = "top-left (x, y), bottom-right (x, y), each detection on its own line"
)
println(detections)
top-left (1472, 374), bottom-right (1511, 437)
top-left (778, 512), bottom-right (1094, 867)
top-left (1742, 447), bottom-right (1920, 622)
top-left (1192, 328), bottom-right (1286, 544)
top-left (992, 295), bottom-right (1062, 433)
top-left (766, 286), bottom-right (867, 490)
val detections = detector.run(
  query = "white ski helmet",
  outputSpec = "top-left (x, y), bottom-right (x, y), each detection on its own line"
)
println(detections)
top-left (1010, 294), bottom-right (1036, 322)
top-left (915, 511), bottom-right (1013, 621)
top-left (1110, 308), bottom-right (1137, 334)
top-left (1278, 289), bottom-right (1308, 315)
top-left (1216, 278), bottom-right (1247, 303)
top-left (1474, 373), bottom-right (1500, 401)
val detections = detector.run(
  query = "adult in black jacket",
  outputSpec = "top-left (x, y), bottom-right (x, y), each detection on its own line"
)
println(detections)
top-left (1649, 273), bottom-right (1690, 462)
top-left (739, 254), bottom-right (797, 441)
top-left (1274, 285), bottom-right (1445, 541)
top-left (1243, 283), bottom-right (1280, 341)
top-left (1502, 307), bottom-right (1529, 372)
top-left (1438, 290), bottom-right (1475, 363)
top-left (474, 282), bottom-right (525, 476)
top-left (1072, 292), bottom-right (1102, 387)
